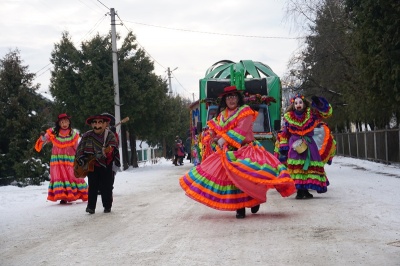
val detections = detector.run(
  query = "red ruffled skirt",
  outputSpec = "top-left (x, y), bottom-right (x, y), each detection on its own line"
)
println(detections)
top-left (179, 142), bottom-right (296, 211)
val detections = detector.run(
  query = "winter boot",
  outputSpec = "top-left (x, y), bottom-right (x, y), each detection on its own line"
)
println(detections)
top-left (86, 207), bottom-right (95, 214)
top-left (295, 189), bottom-right (305, 199)
top-left (236, 208), bottom-right (246, 219)
top-left (303, 190), bottom-right (314, 199)
top-left (251, 205), bottom-right (260, 214)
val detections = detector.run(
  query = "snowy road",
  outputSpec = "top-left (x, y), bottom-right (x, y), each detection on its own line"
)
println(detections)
top-left (1, 157), bottom-right (399, 266)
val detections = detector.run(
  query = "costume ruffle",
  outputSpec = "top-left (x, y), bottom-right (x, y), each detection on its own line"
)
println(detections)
top-left (36, 128), bottom-right (88, 202)
top-left (179, 142), bottom-right (296, 211)
top-left (279, 97), bottom-right (333, 193)
top-left (315, 123), bottom-right (336, 165)
top-left (208, 106), bottom-right (257, 149)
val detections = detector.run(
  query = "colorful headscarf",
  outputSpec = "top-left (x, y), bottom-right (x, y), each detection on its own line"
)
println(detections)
top-left (290, 93), bottom-right (305, 104)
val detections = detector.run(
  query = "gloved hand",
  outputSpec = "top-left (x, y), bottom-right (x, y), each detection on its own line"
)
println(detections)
top-left (311, 95), bottom-right (322, 106)
top-left (279, 149), bottom-right (288, 156)
top-left (217, 138), bottom-right (226, 148)
top-left (40, 131), bottom-right (46, 141)
top-left (278, 154), bottom-right (287, 163)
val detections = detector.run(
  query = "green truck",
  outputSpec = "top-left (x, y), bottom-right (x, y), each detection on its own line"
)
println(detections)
top-left (189, 59), bottom-right (283, 165)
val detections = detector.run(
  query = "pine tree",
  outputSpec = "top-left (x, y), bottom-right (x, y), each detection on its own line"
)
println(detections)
top-left (0, 50), bottom-right (51, 186)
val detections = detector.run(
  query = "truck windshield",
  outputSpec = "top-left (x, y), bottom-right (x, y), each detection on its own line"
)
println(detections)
top-left (207, 106), bottom-right (218, 121)
top-left (252, 104), bottom-right (271, 133)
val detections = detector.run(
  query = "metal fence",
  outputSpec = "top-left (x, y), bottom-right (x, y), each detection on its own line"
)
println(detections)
top-left (333, 129), bottom-right (400, 164)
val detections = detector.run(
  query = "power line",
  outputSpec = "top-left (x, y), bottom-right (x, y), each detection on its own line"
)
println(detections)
top-left (34, 12), bottom-right (109, 77)
top-left (122, 20), bottom-right (305, 40)
top-left (77, 0), bottom-right (106, 15)
top-left (96, 0), bottom-right (109, 10)
top-left (114, 14), bottom-right (194, 97)
top-left (171, 72), bottom-right (190, 94)
top-left (114, 14), bottom-right (193, 97)
top-left (115, 13), bottom-right (166, 71)
top-left (79, 13), bottom-right (109, 42)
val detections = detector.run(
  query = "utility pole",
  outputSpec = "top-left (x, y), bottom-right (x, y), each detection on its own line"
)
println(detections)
top-left (110, 8), bottom-right (124, 168)
top-left (167, 67), bottom-right (178, 95)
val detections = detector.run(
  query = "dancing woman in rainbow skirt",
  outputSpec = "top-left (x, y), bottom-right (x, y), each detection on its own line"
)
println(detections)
top-left (277, 94), bottom-right (334, 199)
top-left (35, 113), bottom-right (88, 204)
top-left (179, 86), bottom-right (296, 219)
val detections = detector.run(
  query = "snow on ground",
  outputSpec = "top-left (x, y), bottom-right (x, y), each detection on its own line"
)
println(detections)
top-left (0, 156), bottom-right (399, 266)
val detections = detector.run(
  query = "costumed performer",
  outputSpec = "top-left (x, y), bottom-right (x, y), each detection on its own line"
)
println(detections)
top-left (34, 113), bottom-right (88, 204)
top-left (75, 114), bottom-right (120, 214)
top-left (277, 93), bottom-right (333, 199)
top-left (179, 85), bottom-right (296, 219)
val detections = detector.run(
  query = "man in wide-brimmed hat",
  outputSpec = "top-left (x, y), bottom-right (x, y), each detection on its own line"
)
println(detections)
top-left (100, 112), bottom-right (120, 196)
top-left (75, 114), bottom-right (121, 214)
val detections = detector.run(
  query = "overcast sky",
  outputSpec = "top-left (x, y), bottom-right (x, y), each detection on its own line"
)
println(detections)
top-left (1, 0), bottom-right (302, 101)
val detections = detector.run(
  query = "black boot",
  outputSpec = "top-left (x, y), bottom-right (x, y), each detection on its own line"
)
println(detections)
top-left (295, 189), bottom-right (305, 199)
top-left (303, 190), bottom-right (314, 199)
top-left (86, 207), bottom-right (95, 214)
top-left (236, 208), bottom-right (246, 219)
top-left (251, 205), bottom-right (260, 214)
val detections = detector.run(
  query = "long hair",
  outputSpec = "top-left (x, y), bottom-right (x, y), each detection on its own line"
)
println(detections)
top-left (217, 92), bottom-right (245, 115)
top-left (54, 119), bottom-right (72, 137)
top-left (285, 98), bottom-right (311, 113)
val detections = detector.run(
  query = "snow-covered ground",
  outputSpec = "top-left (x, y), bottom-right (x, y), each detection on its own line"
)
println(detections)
top-left (1, 156), bottom-right (399, 266)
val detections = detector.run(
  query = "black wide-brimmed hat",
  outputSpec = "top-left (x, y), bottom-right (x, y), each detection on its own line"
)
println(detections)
top-left (101, 112), bottom-right (116, 125)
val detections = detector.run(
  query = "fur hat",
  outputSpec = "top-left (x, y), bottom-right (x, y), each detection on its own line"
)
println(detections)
top-left (218, 85), bottom-right (240, 98)
top-left (85, 114), bottom-right (111, 125)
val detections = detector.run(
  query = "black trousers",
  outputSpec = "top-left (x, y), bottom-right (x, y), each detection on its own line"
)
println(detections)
top-left (87, 164), bottom-right (113, 210)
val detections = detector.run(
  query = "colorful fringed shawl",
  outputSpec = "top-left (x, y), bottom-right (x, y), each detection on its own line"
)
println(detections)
top-left (76, 129), bottom-right (121, 168)
top-left (35, 128), bottom-right (88, 202)
top-left (278, 97), bottom-right (333, 193)
top-left (179, 105), bottom-right (296, 211)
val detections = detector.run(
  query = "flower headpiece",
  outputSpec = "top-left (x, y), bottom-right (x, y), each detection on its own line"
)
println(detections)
top-left (244, 93), bottom-right (276, 105)
top-left (290, 93), bottom-right (305, 104)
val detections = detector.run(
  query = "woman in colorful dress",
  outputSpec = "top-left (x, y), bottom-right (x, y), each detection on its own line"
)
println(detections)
top-left (35, 113), bottom-right (88, 204)
top-left (277, 94), bottom-right (333, 199)
top-left (179, 86), bottom-right (296, 219)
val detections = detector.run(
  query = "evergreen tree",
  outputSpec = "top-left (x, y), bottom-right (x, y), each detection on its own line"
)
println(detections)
top-left (50, 31), bottom-right (188, 167)
top-left (346, 0), bottom-right (400, 128)
top-left (0, 50), bottom-right (50, 186)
